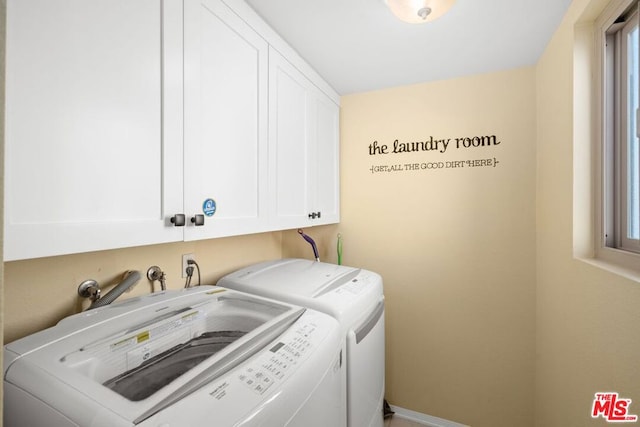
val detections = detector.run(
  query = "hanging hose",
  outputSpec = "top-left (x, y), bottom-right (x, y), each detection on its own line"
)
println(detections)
top-left (298, 229), bottom-right (320, 261)
top-left (89, 270), bottom-right (141, 309)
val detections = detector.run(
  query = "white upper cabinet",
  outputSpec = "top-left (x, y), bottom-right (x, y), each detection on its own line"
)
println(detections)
top-left (4, 0), bottom-right (185, 261)
top-left (183, 0), bottom-right (269, 240)
top-left (5, 0), bottom-right (339, 260)
top-left (268, 48), bottom-right (340, 228)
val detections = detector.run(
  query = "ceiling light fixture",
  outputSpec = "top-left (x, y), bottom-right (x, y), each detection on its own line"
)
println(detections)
top-left (385, 0), bottom-right (456, 24)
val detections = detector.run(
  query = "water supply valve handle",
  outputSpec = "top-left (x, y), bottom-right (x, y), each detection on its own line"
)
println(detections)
top-left (78, 279), bottom-right (101, 302)
top-left (191, 215), bottom-right (205, 226)
top-left (171, 214), bottom-right (186, 226)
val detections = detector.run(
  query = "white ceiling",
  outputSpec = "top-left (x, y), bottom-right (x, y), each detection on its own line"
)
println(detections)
top-left (244, 0), bottom-right (573, 95)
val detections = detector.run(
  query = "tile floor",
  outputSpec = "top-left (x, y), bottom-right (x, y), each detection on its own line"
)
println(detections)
top-left (384, 416), bottom-right (426, 427)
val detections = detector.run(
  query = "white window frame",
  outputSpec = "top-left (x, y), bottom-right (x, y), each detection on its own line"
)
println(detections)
top-left (594, 0), bottom-right (640, 271)
top-left (615, 7), bottom-right (637, 252)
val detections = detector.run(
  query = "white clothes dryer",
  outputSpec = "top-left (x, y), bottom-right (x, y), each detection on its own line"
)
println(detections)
top-left (4, 286), bottom-right (344, 427)
top-left (218, 258), bottom-right (385, 427)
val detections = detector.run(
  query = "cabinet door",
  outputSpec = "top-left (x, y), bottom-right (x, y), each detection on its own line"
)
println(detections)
top-left (4, 0), bottom-right (184, 261)
top-left (268, 48), bottom-right (340, 229)
top-left (312, 91), bottom-right (341, 225)
top-left (268, 48), bottom-right (312, 229)
top-left (183, 0), bottom-right (269, 240)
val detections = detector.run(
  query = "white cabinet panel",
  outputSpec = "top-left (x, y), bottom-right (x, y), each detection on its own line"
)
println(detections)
top-left (314, 94), bottom-right (341, 224)
top-left (5, 0), bottom-right (184, 260)
top-left (183, 0), bottom-right (269, 239)
top-left (268, 48), bottom-right (340, 229)
top-left (270, 53), bottom-right (310, 222)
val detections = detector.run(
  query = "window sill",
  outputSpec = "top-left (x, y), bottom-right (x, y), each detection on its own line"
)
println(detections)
top-left (577, 248), bottom-right (640, 284)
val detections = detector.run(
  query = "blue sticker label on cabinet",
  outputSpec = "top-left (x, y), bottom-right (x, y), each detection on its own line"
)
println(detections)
top-left (203, 198), bottom-right (217, 217)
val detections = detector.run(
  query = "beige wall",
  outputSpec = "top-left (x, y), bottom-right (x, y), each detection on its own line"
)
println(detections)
top-left (286, 68), bottom-right (538, 426)
top-left (535, 0), bottom-right (640, 426)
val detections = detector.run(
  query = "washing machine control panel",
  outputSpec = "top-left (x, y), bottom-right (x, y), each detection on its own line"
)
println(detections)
top-left (235, 324), bottom-right (314, 395)
top-left (208, 311), bottom-right (330, 401)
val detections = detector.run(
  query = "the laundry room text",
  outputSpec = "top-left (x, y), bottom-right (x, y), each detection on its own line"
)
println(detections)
top-left (368, 135), bottom-right (500, 156)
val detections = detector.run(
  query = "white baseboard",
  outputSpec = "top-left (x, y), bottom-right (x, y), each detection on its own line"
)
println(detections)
top-left (389, 405), bottom-right (470, 427)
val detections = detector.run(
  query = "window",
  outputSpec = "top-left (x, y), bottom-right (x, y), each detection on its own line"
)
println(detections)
top-left (600, 1), bottom-right (640, 255)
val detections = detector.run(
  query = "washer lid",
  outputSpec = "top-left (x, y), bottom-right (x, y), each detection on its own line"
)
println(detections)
top-left (224, 258), bottom-right (361, 297)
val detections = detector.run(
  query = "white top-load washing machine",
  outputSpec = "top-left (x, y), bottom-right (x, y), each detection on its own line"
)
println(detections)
top-left (3, 286), bottom-right (345, 427)
top-left (218, 258), bottom-right (385, 427)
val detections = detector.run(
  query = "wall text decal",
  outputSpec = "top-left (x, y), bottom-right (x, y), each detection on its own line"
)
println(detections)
top-left (367, 135), bottom-right (502, 174)
top-left (369, 158), bottom-right (500, 174)
top-left (368, 135), bottom-right (500, 156)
